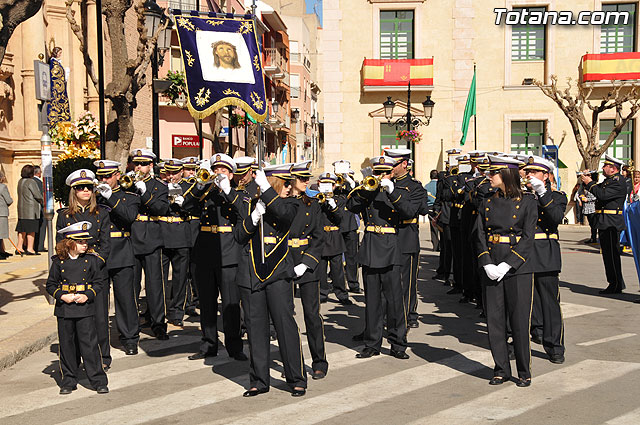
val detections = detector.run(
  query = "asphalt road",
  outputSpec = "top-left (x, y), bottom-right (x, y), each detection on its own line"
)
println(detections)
top-left (1, 225), bottom-right (639, 425)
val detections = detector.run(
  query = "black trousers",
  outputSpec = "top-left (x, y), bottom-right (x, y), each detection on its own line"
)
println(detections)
top-left (240, 279), bottom-right (307, 391)
top-left (401, 253), bottom-right (419, 323)
top-left (462, 240), bottom-right (480, 299)
top-left (450, 226), bottom-right (463, 288)
top-left (437, 225), bottom-right (452, 279)
top-left (483, 273), bottom-right (534, 380)
top-left (134, 248), bottom-right (167, 334)
top-left (195, 263), bottom-right (243, 356)
top-left (362, 265), bottom-right (407, 352)
top-left (57, 316), bottom-right (108, 389)
top-left (110, 266), bottom-right (140, 346)
top-left (319, 254), bottom-right (349, 301)
top-left (185, 248), bottom-right (199, 312)
top-left (93, 270), bottom-right (111, 366)
top-left (430, 221), bottom-right (440, 251)
top-left (342, 230), bottom-right (360, 290)
top-left (531, 272), bottom-right (565, 357)
top-left (296, 278), bottom-right (328, 373)
top-left (162, 247), bottom-right (190, 321)
top-left (35, 213), bottom-right (47, 252)
top-left (586, 214), bottom-right (597, 240)
top-left (600, 227), bottom-right (626, 291)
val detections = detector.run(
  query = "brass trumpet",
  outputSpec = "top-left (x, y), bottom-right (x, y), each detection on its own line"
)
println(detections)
top-left (450, 167), bottom-right (459, 176)
top-left (335, 174), bottom-right (346, 188)
top-left (361, 175), bottom-right (381, 191)
top-left (196, 168), bottom-right (213, 184)
top-left (316, 192), bottom-right (327, 203)
top-left (576, 170), bottom-right (600, 177)
top-left (119, 171), bottom-right (143, 189)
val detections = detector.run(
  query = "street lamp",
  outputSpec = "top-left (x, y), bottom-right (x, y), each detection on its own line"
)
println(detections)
top-left (272, 99), bottom-right (279, 115)
top-left (383, 97), bottom-right (395, 121)
top-left (311, 114), bottom-right (316, 125)
top-left (143, 0), bottom-right (163, 37)
top-left (157, 19), bottom-right (173, 66)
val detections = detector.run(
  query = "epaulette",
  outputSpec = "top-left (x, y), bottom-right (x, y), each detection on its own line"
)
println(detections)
top-left (56, 207), bottom-right (67, 214)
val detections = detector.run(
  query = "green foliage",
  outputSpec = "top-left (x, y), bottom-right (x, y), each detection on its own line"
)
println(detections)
top-left (165, 70), bottom-right (186, 104)
top-left (53, 157), bottom-right (97, 206)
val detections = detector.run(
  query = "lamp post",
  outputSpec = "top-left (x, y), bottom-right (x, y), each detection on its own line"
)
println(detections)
top-left (383, 82), bottom-right (435, 174)
top-left (143, 0), bottom-right (165, 158)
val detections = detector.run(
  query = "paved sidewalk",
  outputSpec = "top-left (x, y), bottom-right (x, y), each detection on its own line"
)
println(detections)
top-left (0, 253), bottom-right (55, 371)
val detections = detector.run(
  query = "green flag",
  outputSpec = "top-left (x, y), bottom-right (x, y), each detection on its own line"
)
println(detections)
top-left (460, 69), bottom-right (476, 146)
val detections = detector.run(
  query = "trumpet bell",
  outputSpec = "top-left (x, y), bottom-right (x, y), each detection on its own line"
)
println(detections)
top-left (362, 175), bottom-right (380, 191)
top-left (196, 168), bottom-right (212, 184)
top-left (119, 174), bottom-right (133, 189)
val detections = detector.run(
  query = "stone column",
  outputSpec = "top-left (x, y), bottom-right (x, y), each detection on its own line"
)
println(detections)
top-left (86, 0), bottom-right (100, 116)
top-left (21, 8), bottom-right (46, 141)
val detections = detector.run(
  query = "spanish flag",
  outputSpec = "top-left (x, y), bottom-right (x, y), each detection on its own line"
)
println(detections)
top-left (363, 58), bottom-right (434, 86)
top-left (582, 52), bottom-right (640, 82)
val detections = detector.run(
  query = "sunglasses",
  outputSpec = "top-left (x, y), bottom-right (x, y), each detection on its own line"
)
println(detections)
top-left (74, 184), bottom-right (94, 191)
top-left (284, 181), bottom-right (292, 187)
top-left (133, 161), bottom-right (151, 166)
top-left (297, 176), bottom-right (310, 182)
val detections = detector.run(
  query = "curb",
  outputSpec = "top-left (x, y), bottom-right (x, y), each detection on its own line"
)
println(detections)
top-left (0, 316), bottom-right (57, 372)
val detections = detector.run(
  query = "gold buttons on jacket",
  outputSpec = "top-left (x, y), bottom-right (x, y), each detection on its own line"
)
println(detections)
top-left (512, 215), bottom-right (516, 219)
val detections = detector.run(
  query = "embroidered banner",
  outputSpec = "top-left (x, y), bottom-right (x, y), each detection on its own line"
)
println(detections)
top-left (47, 57), bottom-right (71, 126)
top-left (363, 58), bottom-right (434, 86)
top-left (174, 15), bottom-right (268, 122)
top-left (582, 52), bottom-right (640, 82)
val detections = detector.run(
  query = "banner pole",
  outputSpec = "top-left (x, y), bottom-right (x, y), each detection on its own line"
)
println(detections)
top-left (251, 0), bottom-right (265, 264)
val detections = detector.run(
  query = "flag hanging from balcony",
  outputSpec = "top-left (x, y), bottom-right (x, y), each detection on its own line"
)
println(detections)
top-left (174, 15), bottom-right (267, 122)
top-left (362, 58), bottom-right (433, 86)
top-left (582, 53), bottom-right (640, 82)
top-left (460, 69), bottom-right (476, 146)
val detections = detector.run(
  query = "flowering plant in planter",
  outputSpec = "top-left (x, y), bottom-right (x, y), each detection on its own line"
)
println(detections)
top-left (396, 129), bottom-right (422, 144)
top-left (50, 110), bottom-right (100, 160)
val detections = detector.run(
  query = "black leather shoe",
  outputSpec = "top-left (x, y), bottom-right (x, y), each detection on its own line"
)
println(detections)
top-left (319, 297), bottom-right (328, 304)
top-left (232, 352), bottom-right (248, 361)
top-left (447, 287), bottom-right (462, 295)
top-left (291, 388), bottom-right (306, 397)
top-left (531, 335), bottom-right (542, 345)
top-left (59, 386), bottom-right (76, 395)
top-left (599, 287), bottom-right (622, 294)
top-left (243, 387), bottom-right (269, 397)
top-left (489, 376), bottom-right (507, 385)
top-left (356, 347), bottom-right (380, 358)
top-left (348, 287), bottom-right (363, 294)
top-left (516, 378), bottom-right (531, 387)
top-left (185, 309), bottom-right (200, 317)
top-left (102, 364), bottom-right (110, 372)
top-left (407, 320), bottom-right (419, 329)
top-left (96, 386), bottom-right (110, 394)
top-left (432, 273), bottom-right (445, 281)
top-left (459, 296), bottom-right (471, 304)
top-left (352, 332), bottom-right (364, 342)
top-left (389, 349), bottom-right (410, 359)
top-left (188, 351), bottom-right (216, 360)
top-left (170, 319), bottom-right (184, 327)
top-left (634, 298), bottom-right (640, 304)
top-left (338, 298), bottom-right (353, 306)
top-left (549, 354), bottom-right (565, 364)
top-left (154, 329), bottom-right (169, 340)
top-left (312, 370), bottom-right (326, 380)
top-left (125, 344), bottom-right (138, 355)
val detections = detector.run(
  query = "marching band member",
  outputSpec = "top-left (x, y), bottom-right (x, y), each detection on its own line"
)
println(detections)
top-left (318, 171), bottom-right (352, 305)
top-left (235, 164), bottom-right (306, 397)
top-left (47, 221), bottom-right (109, 394)
top-left (346, 156), bottom-right (414, 360)
top-left (456, 154), bottom-right (479, 305)
top-left (384, 148), bottom-right (429, 329)
top-left (333, 160), bottom-right (361, 293)
top-left (474, 155), bottom-right (536, 387)
top-left (160, 159), bottom-right (193, 327)
top-left (129, 148), bottom-right (170, 340)
top-left (56, 169), bottom-right (112, 369)
top-left (522, 155), bottom-right (567, 364)
top-left (189, 154), bottom-right (247, 361)
top-left (290, 160), bottom-right (328, 379)
top-left (180, 156), bottom-right (200, 318)
top-left (440, 149), bottom-right (462, 289)
top-left (581, 154), bottom-right (627, 294)
top-left (94, 160), bottom-right (141, 355)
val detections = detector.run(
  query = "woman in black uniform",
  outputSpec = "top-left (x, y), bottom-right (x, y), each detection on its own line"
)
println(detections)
top-left (56, 169), bottom-right (112, 369)
top-left (474, 155), bottom-right (537, 387)
top-left (289, 160), bottom-right (328, 380)
top-left (235, 164), bottom-right (307, 397)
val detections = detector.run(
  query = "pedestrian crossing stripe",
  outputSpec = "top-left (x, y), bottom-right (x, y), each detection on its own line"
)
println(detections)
top-left (605, 407), bottom-right (640, 424)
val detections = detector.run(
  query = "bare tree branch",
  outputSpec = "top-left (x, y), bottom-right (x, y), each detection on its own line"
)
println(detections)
top-left (65, 0), bottom-right (99, 89)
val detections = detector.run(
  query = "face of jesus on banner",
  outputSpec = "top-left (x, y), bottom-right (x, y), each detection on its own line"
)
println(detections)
top-left (196, 31), bottom-right (256, 84)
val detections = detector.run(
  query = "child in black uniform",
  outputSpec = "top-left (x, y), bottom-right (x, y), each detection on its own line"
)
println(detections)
top-left (46, 221), bottom-right (109, 395)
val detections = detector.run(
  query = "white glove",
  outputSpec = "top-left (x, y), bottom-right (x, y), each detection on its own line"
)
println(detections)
top-left (528, 176), bottom-right (546, 196)
top-left (254, 169), bottom-right (271, 193)
top-left (215, 174), bottom-right (231, 195)
top-left (380, 178), bottom-right (394, 193)
top-left (483, 264), bottom-right (501, 281)
top-left (168, 182), bottom-right (178, 190)
top-left (495, 262), bottom-right (511, 281)
top-left (251, 200), bottom-right (266, 226)
top-left (135, 180), bottom-right (146, 195)
top-left (345, 175), bottom-right (356, 189)
top-left (172, 195), bottom-right (184, 206)
top-left (294, 263), bottom-right (309, 278)
top-left (95, 183), bottom-right (112, 200)
top-left (327, 198), bottom-right (337, 209)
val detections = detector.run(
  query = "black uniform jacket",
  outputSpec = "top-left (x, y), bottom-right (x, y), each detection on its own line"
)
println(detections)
top-left (346, 186), bottom-right (413, 268)
top-left (474, 191), bottom-right (537, 276)
top-left (321, 200), bottom-right (346, 257)
top-left (131, 175), bottom-right (169, 255)
top-left (98, 187), bottom-right (139, 269)
top-left (585, 173), bottom-right (627, 231)
top-left (193, 184), bottom-right (246, 267)
top-left (235, 187), bottom-right (299, 289)
top-left (46, 254), bottom-right (106, 318)
top-left (434, 171), bottom-right (450, 226)
top-left (181, 177), bottom-right (202, 248)
top-left (393, 173), bottom-right (429, 254)
top-left (56, 205), bottom-right (111, 265)
top-left (160, 179), bottom-right (193, 249)
top-left (289, 196), bottom-right (325, 284)
top-left (531, 186), bottom-right (567, 273)
top-left (334, 190), bottom-right (358, 233)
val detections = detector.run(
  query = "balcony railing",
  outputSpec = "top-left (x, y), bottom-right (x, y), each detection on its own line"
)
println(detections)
top-left (582, 52), bottom-right (640, 83)
top-left (362, 58), bottom-right (434, 92)
top-left (264, 47), bottom-right (286, 76)
top-left (290, 86), bottom-right (301, 98)
top-left (291, 52), bottom-right (301, 63)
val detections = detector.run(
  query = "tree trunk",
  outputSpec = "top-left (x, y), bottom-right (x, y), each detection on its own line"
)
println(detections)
top-left (0, 0), bottom-right (44, 66)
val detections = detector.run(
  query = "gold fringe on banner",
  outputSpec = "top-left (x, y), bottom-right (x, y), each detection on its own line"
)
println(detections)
top-left (186, 95), bottom-right (267, 122)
